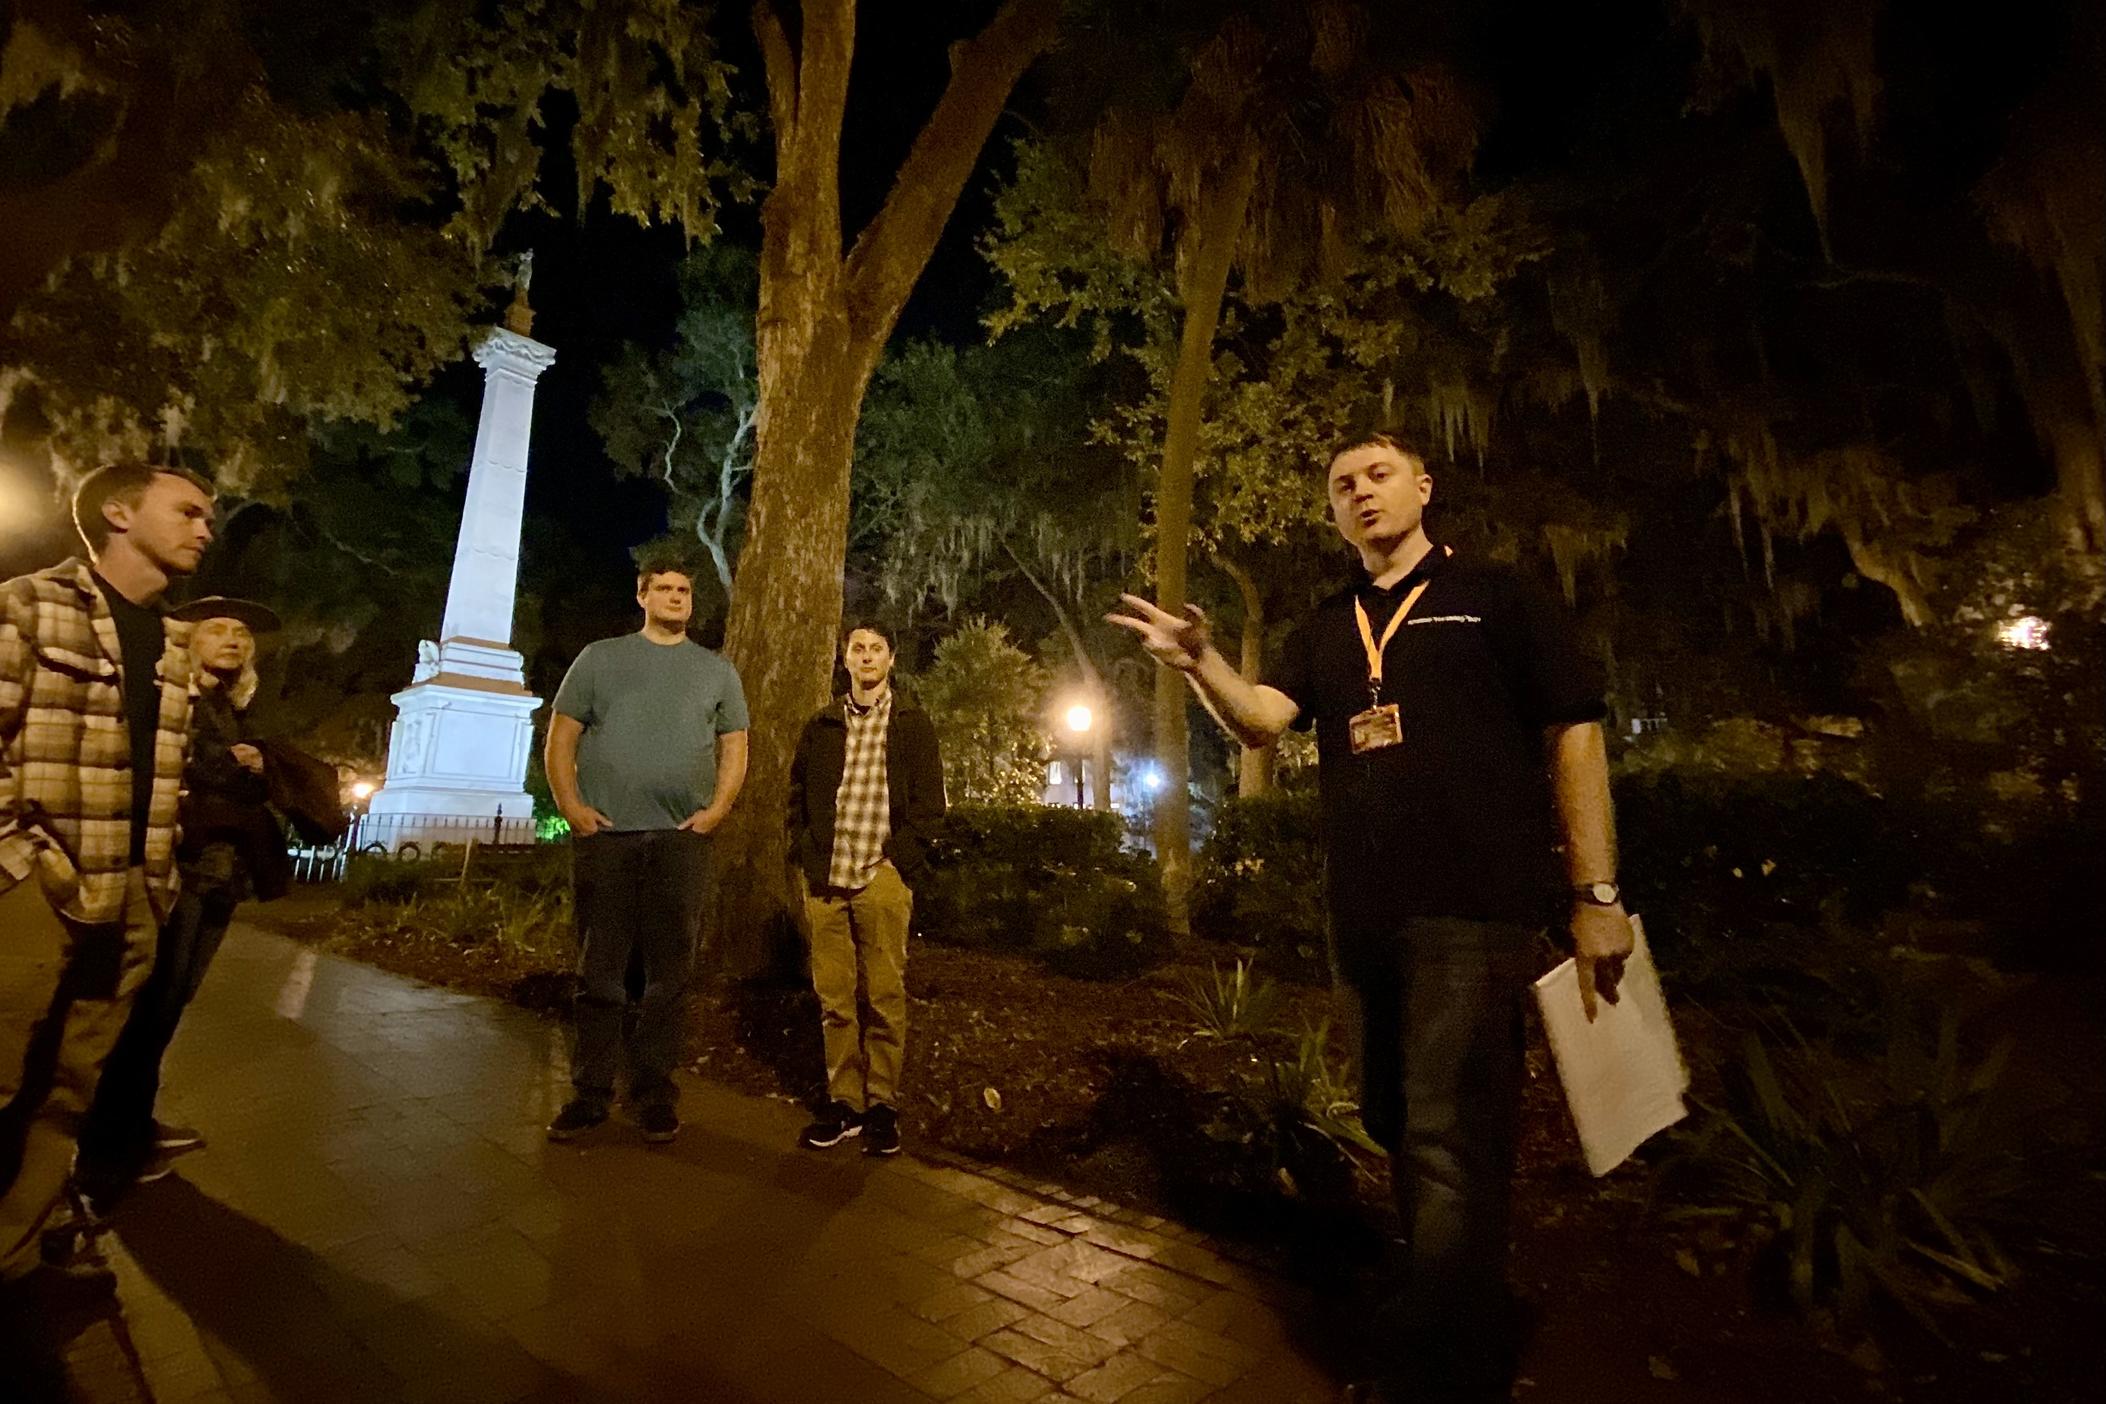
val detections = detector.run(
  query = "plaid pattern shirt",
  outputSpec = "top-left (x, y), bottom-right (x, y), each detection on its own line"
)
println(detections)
top-left (826, 688), bottom-right (893, 890)
top-left (1, 558), bottom-right (195, 923)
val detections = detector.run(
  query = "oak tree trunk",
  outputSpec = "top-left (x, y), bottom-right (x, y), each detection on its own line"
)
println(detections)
top-left (1219, 555), bottom-right (1273, 797)
top-left (710, 0), bottom-right (1060, 976)
top-left (716, 335), bottom-right (874, 975)
top-left (1150, 152), bottom-right (1259, 928)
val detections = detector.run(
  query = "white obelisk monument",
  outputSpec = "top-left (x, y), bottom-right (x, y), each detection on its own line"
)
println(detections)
top-left (367, 273), bottom-right (552, 843)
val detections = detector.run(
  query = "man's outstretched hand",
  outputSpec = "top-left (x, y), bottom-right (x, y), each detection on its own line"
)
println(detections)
top-left (1106, 595), bottom-right (1214, 673)
top-left (1573, 903), bottom-right (1635, 1022)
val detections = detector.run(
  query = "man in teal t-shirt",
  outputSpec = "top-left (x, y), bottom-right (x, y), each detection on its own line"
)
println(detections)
top-left (544, 559), bottom-right (748, 1145)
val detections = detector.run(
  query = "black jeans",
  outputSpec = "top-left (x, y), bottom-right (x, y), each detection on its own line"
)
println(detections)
top-left (1335, 915), bottom-right (1540, 1403)
top-left (78, 878), bottom-right (239, 1180)
top-left (570, 829), bottom-right (711, 1109)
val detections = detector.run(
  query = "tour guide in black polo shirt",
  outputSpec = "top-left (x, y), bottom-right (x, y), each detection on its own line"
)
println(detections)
top-left (1110, 426), bottom-right (1633, 1403)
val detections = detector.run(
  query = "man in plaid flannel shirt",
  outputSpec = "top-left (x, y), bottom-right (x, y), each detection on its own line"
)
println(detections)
top-left (1, 463), bottom-right (215, 1305)
top-left (788, 622), bottom-right (945, 1157)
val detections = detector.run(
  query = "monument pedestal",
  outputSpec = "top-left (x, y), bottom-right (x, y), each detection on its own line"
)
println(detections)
top-left (364, 647), bottom-right (540, 848)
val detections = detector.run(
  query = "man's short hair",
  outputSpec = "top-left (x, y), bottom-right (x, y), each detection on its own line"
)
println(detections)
top-left (634, 551), bottom-right (695, 594)
top-left (1327, 424), bottom-right (1431, 471)
top-left (71, 464), bottom-right (216, 552)
top-left (841, 619), bottom-right (896, 650)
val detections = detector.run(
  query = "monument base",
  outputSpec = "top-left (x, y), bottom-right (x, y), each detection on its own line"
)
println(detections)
top-left (365, 660), bottom-right (543, 852)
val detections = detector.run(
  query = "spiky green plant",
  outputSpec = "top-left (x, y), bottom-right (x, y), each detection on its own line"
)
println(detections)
top-left (1173, 956), bottom-right (1283, 1039)
top-left (1676, 1001), bottom-right (2039, 1337)
top-left (1257, 1019), bottom-right (1386, 1196)
top-left (353, 883), bottom-right (572, 964)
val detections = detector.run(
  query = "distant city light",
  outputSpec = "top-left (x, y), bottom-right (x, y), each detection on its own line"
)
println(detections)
top-left (1996, 615), bottom-right (2050, 651)
top-left (350, 780), bottom-right (376, 800)
top-left (1064, 703), bottom-right (1094, 734)
top-left (1139, 764), bottom-right (1164, 793)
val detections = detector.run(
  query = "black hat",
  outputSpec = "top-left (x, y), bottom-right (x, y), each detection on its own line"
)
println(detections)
top-left (169, 596), bottom-right (282, 633)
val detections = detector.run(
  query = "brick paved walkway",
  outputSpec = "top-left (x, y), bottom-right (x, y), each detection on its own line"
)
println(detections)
top-left (9, 921), bottom-right (1341, 1403)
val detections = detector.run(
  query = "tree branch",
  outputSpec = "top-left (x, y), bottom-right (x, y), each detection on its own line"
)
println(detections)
top-left (655, 401), bottom-right (683, 486)
top-left (1002, 538), bottom-right (1093, 677)
top-left (792, 0), bottom-right (857, 196)
top-left (755, 0), bottom-right (853, 333)
top-left (842, 0), bottom-right (1061, 347)
top-left (752, 1), bottom-right (799, 163)
top-left (697, 497), bottom-right (734, 589)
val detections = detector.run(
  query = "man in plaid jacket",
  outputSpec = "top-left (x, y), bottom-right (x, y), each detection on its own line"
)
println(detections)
top-left (0, 463), bottom-right (215, 1305)
top-left (788, 621), bottom-right (945, 1157)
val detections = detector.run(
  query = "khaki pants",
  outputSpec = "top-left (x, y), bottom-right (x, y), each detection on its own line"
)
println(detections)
top-left (805, 863), bottom-right (912, 1111)
top-left (0, 869), bottom-right (157, 1278)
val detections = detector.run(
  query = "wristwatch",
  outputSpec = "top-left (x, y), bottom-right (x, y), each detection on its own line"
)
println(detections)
top-left (1573, 880), bottom-right (1621, 907)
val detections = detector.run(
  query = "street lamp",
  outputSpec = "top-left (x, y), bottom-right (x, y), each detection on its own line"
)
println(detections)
top-left (1996, 615), bottom-right (2050, 651)
top-left (1062, 702), bottom-right (1094, 808)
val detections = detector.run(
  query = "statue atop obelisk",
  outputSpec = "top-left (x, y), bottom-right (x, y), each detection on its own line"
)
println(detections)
top-left (367, 257), bottom-right (552, 841)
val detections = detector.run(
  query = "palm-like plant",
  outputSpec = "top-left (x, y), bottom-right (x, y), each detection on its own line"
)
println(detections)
top-left (1676, 1002), bottom-right (2043, 1337)
top-left (1173, 956), bottom-right (1283, 1038)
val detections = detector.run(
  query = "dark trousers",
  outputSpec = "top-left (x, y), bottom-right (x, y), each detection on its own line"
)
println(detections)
top-left (78, 880), bottom-right (238, 1180)
top-left (1335, 915), bottom-right (1539, 1403)
top-left (571, 829), bottom-right (710, 1109)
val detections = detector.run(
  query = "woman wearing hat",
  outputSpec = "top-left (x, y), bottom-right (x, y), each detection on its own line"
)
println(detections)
top-left (77, 596), bottom-right (290, 1197)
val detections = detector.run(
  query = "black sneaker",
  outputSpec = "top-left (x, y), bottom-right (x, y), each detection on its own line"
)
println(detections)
top-left (638, 1104), bottom-right (680, 1145)
top-left (68, 1160), bottom-right (136, 1214)
top-left (797, 1101), bottom-right (862, 1150)
top-left (153, 1121), bottom-right (206, 1155)
top-left (861, 1104), bottom-right (901, 1157)
top-left (546, 1099), bottom-right (610, 1142)
top-left (133, 1151), bottom-right (179, 1186)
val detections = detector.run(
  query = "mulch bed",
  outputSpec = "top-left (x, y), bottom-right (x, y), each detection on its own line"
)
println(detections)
top-left (265, 897), bottom-right (2104, 1403)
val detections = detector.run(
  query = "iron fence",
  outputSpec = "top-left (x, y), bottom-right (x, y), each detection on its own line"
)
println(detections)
top-left (289, 810), bottom-right (541, 883)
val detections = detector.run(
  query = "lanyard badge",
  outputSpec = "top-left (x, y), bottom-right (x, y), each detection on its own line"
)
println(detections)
top-left (1348, 578), bottom-right (1430, 755)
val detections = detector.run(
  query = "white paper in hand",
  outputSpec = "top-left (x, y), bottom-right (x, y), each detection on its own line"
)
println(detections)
top-left (1533, 916), bottom-right (1688, 1177)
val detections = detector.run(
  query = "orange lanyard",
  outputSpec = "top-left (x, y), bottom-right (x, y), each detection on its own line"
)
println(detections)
top-left (1352, 579), bottom-right (1431, 706)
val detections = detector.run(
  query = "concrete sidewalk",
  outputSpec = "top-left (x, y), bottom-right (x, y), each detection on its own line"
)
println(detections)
top-left (10, 921), bottom-right (1341, 1403)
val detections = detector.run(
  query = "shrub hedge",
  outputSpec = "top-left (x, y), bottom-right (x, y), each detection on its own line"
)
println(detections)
top-left (916, 804), bottom-right (1169, 979)
top-left (1615, 769), bottom-right (1918, 955)
top-left (1189, 769), bottom-right (1929, 986)
top-left (1190, 791), bottom-right (1330, 984)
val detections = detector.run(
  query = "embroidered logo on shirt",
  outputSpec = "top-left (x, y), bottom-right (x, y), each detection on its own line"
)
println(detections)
top-left (1406, 614), bottom-right (1484, 625)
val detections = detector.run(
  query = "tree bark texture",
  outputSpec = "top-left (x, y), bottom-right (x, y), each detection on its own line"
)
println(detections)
top-left (713, 0), bottom-right (1060, 977)
top-left (1218, 554), bottom-right (1274, 798)
top-left (1151, 152), bottom-right (1260, 926)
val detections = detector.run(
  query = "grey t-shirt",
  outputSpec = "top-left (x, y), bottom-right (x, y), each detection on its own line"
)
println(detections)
top-left (552, 633), bottom-right (750, 832)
